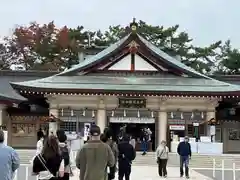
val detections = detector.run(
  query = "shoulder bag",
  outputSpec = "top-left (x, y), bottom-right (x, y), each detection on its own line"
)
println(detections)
top-left (37, 154), bottom-right (55, 180)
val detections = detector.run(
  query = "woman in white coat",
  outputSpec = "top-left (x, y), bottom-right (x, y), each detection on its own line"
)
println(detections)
top-left (30, 132), bottom-right (44, 164)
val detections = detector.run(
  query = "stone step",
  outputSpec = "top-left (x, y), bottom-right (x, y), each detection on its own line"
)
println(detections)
top-left (17, 150), bottom-right (240, 169)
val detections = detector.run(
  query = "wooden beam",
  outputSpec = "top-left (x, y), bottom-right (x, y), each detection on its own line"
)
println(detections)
top-left (136, 52), bottom-right (166, 72)
top-left (102, 50), bottom-right (130, 70)
top-left (131, 53), bottom-right (135, 71)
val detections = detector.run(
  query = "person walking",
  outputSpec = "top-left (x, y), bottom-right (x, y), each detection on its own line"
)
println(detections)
top-left (36, 132), bottom-right (45, 155)
top-left (156, 140), bottom-right (169, 178)
top-left (56, 130), bottom-right (71, 180)
top-left (101, 133), bottom-right (118, 180)
top-left (76, 125), bottom-right (115, 180)
top-left (118, 135), bottom-right (136, 180)
top-left (32, 136), bottom-right (67, 180)
top-left (141, 128), bottom-right (149, 155)
top-left (0, 129), bottom-right (20, 180)
top-left (129, 135), bottom-right (136, 149)
top-left (177, 136), bottom-right (192, 179)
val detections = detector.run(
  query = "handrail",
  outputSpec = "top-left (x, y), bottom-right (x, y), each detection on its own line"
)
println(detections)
top-left (212, 158), bottom-right (236, 180)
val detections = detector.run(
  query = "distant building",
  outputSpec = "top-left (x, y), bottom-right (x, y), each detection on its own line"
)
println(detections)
top-left (0, 21), bottom-right (240, 153)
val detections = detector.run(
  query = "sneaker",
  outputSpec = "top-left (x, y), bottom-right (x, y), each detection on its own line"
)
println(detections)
top-left (186, 176), bottom-right (190, 179)
top-left (180, 175), bottom-right (183, 178)
top-left (164, 175), bottom-right (167, 178)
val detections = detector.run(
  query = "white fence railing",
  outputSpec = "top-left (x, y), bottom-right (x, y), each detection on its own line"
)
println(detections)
top-left (13, 165), bottom-right (36, 180)
top-left (193, 158), bottom-right (240, 180)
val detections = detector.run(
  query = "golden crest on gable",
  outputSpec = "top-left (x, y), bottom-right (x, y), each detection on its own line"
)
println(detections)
top-left (127, 41), bottom-right (139, 48)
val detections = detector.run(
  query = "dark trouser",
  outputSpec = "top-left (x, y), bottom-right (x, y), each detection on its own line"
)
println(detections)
top-left (141, 140), bottom-right (148, 153)
top-left (180, 156), bottom-right (189, 176)
top-left (158, 158), bottom-right (168, 177)
top-left (108, 165), bottom-right (116, 180)
top-left (118, 161), bottom-right (131, 180)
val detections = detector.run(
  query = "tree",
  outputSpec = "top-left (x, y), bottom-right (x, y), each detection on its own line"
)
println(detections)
top-left (97, 20), bottom-right (221, 74)
top-left (3, 20), bottom-right (227, 73)
top-left (0, 43), bottom-right (11, 69)
top-left (4, 23), bottom-right (39, 70)
top-left (216, 40), bottom-right (240, 74)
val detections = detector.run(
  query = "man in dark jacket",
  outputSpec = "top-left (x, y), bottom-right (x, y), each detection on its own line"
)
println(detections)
top-left (118, 135), bottom-right (136, 180)
top-left (177, 136), bottom-right (192, 179)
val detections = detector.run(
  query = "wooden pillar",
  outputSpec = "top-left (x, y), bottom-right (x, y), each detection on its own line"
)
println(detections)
top-left (96, 99), bottom-right (106, 133)
top-left (158, 109), bottom-right (167, 145)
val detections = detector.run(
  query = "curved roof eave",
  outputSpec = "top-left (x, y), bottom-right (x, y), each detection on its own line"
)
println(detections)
top-left (0, 92), bottom-right (26, 103)
top-left (56, 34), bottom-right (131, 76)
top-left (136, 34), bottom-right (211, 79)
top-left (54, 32), bottom-right (215, 80)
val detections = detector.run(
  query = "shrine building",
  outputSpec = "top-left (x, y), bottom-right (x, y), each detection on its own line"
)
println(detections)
top-left (6, 20), bottom-right (240, 153)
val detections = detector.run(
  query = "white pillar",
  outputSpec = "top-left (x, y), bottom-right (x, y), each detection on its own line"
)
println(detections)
top-left (96, 109), bottom-right (106, 133)
top-left (158, 110), bottom-right (167, 146)
top-left (49, 107), bottom-right (59, 136)
top-left (206, 111), bottom-right (216, 142)
top-left (96, 98), bottom-right (106, 133)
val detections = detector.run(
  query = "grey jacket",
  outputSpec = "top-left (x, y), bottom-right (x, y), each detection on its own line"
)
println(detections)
top-left (156, 145), bottom-right (169, 160)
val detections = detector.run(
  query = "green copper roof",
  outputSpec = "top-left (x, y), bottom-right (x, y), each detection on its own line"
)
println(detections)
top-left (11, 75), bottom-right (240, 93)
top-left (57, 34), bottom-right (130, 76)
top-left (137, 34), bottom-right (211, 79)
top-left (55, 32), bottom-right (212, 79)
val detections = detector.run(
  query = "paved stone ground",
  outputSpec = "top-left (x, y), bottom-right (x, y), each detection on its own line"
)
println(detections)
top-left (194, 169), bottom-right (240, 180)
top-left (15, 165), bottom-right (213, 180)
top-left (71, 166), bottom-right (212, 180)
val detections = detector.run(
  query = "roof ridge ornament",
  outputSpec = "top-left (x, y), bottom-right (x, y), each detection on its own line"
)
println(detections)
top-left (130, 18), bottom-right (138, 33)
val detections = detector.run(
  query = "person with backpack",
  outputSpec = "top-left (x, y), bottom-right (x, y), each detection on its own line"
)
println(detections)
top-left (140, 127), bottom-right (149, 155)
top-left (118, 135), bottom-right (136, 180)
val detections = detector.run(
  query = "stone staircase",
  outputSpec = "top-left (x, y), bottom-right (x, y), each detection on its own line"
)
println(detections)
top-left (16, 149), bottom-right (240, 169)
top-left (133, 152), bottom-right (240, 169)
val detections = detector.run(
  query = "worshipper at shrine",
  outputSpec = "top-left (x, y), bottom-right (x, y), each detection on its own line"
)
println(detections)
top-left (76, 125), bottom-right (115, 180)
top-left (37, 128), bottom-right (44, 141)
top-left (32, 136), bottom-right (66, 180)
top-left (118, 124), bottom-right (127, 142)
top-left (83, 125), bottom-right (90, 144)
top-left (141, 127), bottom-right (150, 155)
top-left (56, 129), bottom-right (72, 179)
top-left (118, 135), bottom-right (136, 180)
top-left (177, 136), bottom-right (192, 179)
top-left (156, 140), bottom-right (169, 178)
top-left (0, 129), bottom-right (20, 180)
top-left (100, 133), bottom-right (118, 180)
top-left (36, 131), bottom-right (45, 155)
top-left (129, 135), bottom-right (136, 149)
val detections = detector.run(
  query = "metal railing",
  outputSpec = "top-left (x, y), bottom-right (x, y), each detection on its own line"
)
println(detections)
top-left (212, 159), bottom-right (237, 180)
top-left (13, 165), bottom-right (35, 180)
top-left (193, 158), bottom-right (240, 180)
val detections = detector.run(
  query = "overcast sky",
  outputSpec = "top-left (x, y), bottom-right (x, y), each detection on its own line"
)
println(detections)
top-left (0, 0), bottom-right (239, 48)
